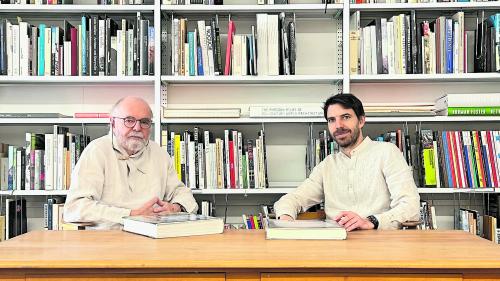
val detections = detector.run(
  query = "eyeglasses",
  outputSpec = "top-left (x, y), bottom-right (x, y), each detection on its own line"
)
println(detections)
top-left (113, 116), bottom-right (152, 129)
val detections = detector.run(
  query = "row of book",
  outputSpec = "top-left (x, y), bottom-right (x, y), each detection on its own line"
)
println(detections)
top-left (418, 200), bottom-right (437, 230)
top-left (0, 0), bottom-right (148, 3)
top-left (306, 129), bottom-right (340, 175)
top-left (458, 208), bottom-right (498, 243)
top-left (169, 13), bottom-right (296, 76)
top-left (419, 130), bottom-right (500, 189)
top-left (351, 0), bottom-right (499, 3)
top-left (349, 11), bottom-right (500, 75)
top-left (0, 13), bottom-right (154, 77)
top-left (161, 128), bottom-right (269, 189)
top-left (435, 93), bottom-right (500, 116)
top-left (0, 127), bottom-right (91, 191)
top-left (242, 213), bottom-right (265, 229)
top-left (163, 0), bottom-right (223, 4)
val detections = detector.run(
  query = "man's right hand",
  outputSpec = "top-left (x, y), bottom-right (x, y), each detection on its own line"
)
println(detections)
top-left (130, 197), bottom-right (160, 216)
top-left (279, 214), bottom-right (294, 221)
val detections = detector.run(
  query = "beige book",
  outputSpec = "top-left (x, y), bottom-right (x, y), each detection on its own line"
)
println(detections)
top-left (163, 108), bottom-right (240, 118)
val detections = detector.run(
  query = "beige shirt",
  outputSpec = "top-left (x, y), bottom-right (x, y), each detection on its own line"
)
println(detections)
top-left (274, 137), bottom-right (420, 230)
top-left (63, 133), bottom-right (198, 229)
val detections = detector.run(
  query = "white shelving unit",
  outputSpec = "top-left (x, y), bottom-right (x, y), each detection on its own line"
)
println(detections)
top-left (1, 0), bottom-right (499, 232)
top-left (0, 4), bottom-right (156, 12)
top-left (0, 190), bottom-right (69, 196)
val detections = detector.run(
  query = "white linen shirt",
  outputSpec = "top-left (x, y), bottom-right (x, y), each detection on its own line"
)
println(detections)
top-left (274, 137), bottom-right (420, 229)
top-left (63, 133), bottom-right (198, 229)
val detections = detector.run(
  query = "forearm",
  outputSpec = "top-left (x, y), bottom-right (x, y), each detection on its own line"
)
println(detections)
top-left (64, 196), bottom-right (131, 224)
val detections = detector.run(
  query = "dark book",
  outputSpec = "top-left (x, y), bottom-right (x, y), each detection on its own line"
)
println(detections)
top-left (475, 11), bottom-right (487, 72)
top-left (212, 16), bottom-right (222, 75)
top-left (140, 19), bottom-right (149, 75)
top-left (90, 15), bottom-right (99, 76)
top-left (135, 12), bottom-right (141, 76)
top-left (405, 14), bottom-right (412, 74)
top-left (106, 17), bottom-right (118, 76)
top-left (410, 10), bottom-right (418, 74)
top-left (6, 198), bottom-right (27, 239)
top-left (0, 20), bottom-right (6, 75)
top-left (214, 0), bottom-right (222, 4)
top-left (288, 21), bottom-right (296, 75)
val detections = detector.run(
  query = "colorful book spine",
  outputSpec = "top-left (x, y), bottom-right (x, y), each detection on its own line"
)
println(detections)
top-left (447, 107), bottom-right (500, 116)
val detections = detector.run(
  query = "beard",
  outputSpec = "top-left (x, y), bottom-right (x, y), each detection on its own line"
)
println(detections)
top-left (116, 132), bottom-right (147, 155)
top-left (331, 125), bottom-right (361, 149)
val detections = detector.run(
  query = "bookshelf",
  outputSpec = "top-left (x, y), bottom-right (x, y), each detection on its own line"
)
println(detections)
top-left (0, 0), bottom-right (499, 235)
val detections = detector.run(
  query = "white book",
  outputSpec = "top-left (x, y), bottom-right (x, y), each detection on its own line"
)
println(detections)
top-left (44, 28), bottom-right (51, 76)
top-left (127, 29), bottom-right (134, 76)
top-left (34, 150), bottom-right (42, 190)
top-left (224, 130), bottom-right (230, 189)
top-left (78, 25), bottom-right (82, 76)
top-left (0, 157), bottom-right (8, 191)
top-left (172, 19), bottom-right (179, 76)
top-left (237, 132), bottom-right (243, 189)
top-left (188, 141), bottom-right (196, 189)
top-left (256, 14), bottom-right (268, 76)
top-left (197, 20), bottom-right (209, 76)
top-left (163, 108), bottom-right (240, 118)
top-left (15, 150), bottom-right (22, 190)
top-left (363, 27), bottom-right (372, 75)
top-left (123, 213), bottom-right (224, 239)
top-left (370, 25), bottom-right (377, 75)
top-left (249, 105), bottom-right (323, 118)
top-left (435, 93), bottom-right (500, 108)
top-left (117, 30), bottom-right (124, 76)
top-left (64, 41), bottom-right (71, 76)
top-left (241, 36), bottom-right (248, 76)
top-left (232, 35), bottom-right (242, 76)
top-left (98, 19), bottom-right (106, 76)
top-left (121, 21), bottom-right (127, 76)
top-left (44, 134), bottom-right (54, 190)
top-left (387, 21), bottom-right (395, 75)
top-left (12, 24), bottom-right (19, 76)
top-left (19, 22), bottom-right (30, 76)
top-left (452, 12), bottom-right (464, 73)
top-left (267, 14), bottom-right (279, 76)
top-left (205, 26), bottom-right (214, 76)
top-left (57, 134), bottom-right (65, 190)
top-left (266, 219), bottom-right (347, 240)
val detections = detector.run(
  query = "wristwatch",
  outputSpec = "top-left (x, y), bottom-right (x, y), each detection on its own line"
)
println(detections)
top-left (367, 215), bottom-right (379, 229)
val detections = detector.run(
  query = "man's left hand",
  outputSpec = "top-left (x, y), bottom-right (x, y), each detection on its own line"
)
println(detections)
top-left (154, 200), bottom-right (182, 214)
top-left (334, 211), bottom-right (374, 232)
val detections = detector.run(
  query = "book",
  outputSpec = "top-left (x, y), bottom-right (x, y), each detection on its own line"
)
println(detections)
top-left (265, 219), bottom-right (347, 240)
top-left (74, 112), bottom-right (110, 118)
top-left (0, 113), bottom-right (71, 118)
top-left (123, 213), bottom-right (224, 239)
top-left (249, 106), bottom-right (322, 118)
top-left (163, 108), bottom-right (241, 118)
top-left (441, 107), bottom-right (500, 116)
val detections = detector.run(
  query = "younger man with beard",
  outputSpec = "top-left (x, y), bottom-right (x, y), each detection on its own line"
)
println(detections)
top-left (274, 94), bottom-right (420, 231)
top-left (64, 97), bottom-right (198, 229)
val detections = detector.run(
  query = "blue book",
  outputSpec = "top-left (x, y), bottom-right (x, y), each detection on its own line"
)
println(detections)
top-left (188, 32), bottom-right (195, 76)
top-left (442, 131), bottom-right (453, 188)
top-left (197, 45), bottom-right (204, 76)
top-left (462, 139), bottom-right (473, 188)
top-left (445, 19), bottom-right (453, 74)
top-left (481, 144), bottom-right (492, 187)
top-left (82, 16), bottom-right (88, 75)
top-left (38, 24), bottom-right (46, 76)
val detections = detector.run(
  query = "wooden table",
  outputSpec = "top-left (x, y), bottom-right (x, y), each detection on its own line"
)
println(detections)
top-left (0, 229), bottom-right (499, 281)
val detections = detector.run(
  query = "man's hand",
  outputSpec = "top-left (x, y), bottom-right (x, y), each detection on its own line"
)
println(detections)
top-left (130, 197), bottom-right (161, 216)
top-left (278, 214), bottom-right (294, 221)
top-left (334, 211), bottom-right (374, 232)
top-left (154, 201), bottom-right (182, 214)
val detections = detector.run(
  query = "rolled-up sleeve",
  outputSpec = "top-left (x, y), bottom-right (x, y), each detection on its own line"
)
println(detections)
top-left (376, 145), bottom-right (421, 229)
top-left (274, 161), bottom-right (325, 219)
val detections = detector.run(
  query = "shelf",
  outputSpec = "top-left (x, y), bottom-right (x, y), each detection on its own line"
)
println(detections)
top-left (351, 2), bottom-right (500, 11)
top-left (0, 76), bottom-right (155, 85)
top-left (418, 188), bottom-right (497, 194)
top-left (0, 118), bottom-right (110, 124)
top-left (191, 188), bottom-right (296, 195)
top-left (163, 116), bottom-right (500, 124)
top-left (0, 190), bottom-right (69, 196)
top-left (0, 4), bottom-right (155, 13)
top-left (350, 73), bottom-right (500, 83)
top-left (160, 4), bottom-right (343, 16)
top-left (161, 75), bottom-right (343, 85)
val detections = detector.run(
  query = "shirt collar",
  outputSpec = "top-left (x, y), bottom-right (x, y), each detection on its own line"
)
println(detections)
top-left (340, 136), bottom-right (372, 158)
top-left (109, 131), bottom-right (149, 174)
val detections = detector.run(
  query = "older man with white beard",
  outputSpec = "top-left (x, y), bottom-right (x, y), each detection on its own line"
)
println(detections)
top-left (64, 96), bottom-right (198, 229)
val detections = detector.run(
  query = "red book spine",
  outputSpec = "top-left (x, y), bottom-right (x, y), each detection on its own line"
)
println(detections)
top-left (70, 27), bottom-right (78, 76)
top-left (446, 131), bottom-right (457, 188)
top-left (224, 20), bottom-right (235, 76)
top-left (486, 131), bottom-right (499, 187)
top-left (74, 113), bottom-right (110, 118)
top-left (229, 140), bottom-right (235, 188)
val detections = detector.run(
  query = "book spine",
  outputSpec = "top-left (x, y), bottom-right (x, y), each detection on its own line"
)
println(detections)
top-left (447, 107), bottom-right (500, 116)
